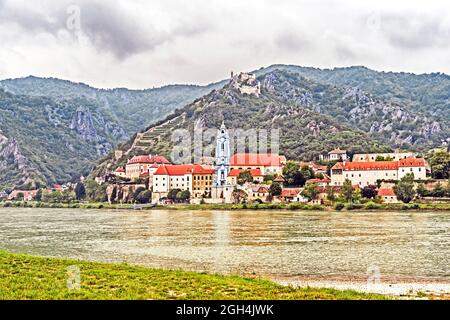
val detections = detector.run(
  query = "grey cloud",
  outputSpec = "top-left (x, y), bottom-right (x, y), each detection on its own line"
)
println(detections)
top-left (0, 0), bottom-right (210, 59)
top-left (75, 1), bottom-right (167, 59)
top-left (380, 14), bottom-right (450, 50)
top-left (274, 31), bottom-right (310, 51)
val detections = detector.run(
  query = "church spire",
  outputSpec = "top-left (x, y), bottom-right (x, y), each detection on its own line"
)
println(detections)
top-left (214, 122), bottom-right (230, 186)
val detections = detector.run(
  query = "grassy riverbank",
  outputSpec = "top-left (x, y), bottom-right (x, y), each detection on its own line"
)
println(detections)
top-left (0, 200), bottom-right (449, 211)
top-left (0, 250), bottom-right (387, 300)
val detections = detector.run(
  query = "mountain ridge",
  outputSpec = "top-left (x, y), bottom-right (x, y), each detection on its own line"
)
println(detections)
top-left (0, 65), bottom-right (449, 190)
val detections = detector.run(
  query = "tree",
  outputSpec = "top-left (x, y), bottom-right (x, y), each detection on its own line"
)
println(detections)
top-left (176, 190), bottom-right (191, 202)
top-left (342, 179), bottom-right (353, 202)
top-left (131, 187), bottom-right (147, 203)
top-left (16, 192), bottom-right (24, 201)
top-left (42, 191), bottom-right (63, 203)
top-left (263, 174), bottom-right (276, 182)
top-left (282, 161), bottom-right (306, 186)
top-left (167, 188), bottom-right (181, 201)
top-left (325, 186), bottom-right (336, 202)
top-left (431, 182), bottom-right (445, 197)
top-left (362, 185), bottom-right (377, 199)
top-left (300, 165), bottom-right (314, 181)
top-left (301, 183), bottom-right (319, 200)
top-left (428, 150), bottom-right (450, 179)
top-left (85, 179), bottom-right (107, 202)
top-left (74, 183), bottom-right (86, 200)
top-left (416, 183), bottom-right (427, 198)
top-left (375, 156), bottom-right (393, 161)
top-left (232, 188), bottom-right (247, 204)
top-left (61, 189), bottom-right (76, 204)
top-left (269, 182), bottom-right (282, 196)
top-left (136, 190), bottom-right (151, 203)
top-left (35, 189), bottom-right (43, 202)
top-left (394, 173), bottom-right (415, 203)
top-left (237, 171), bottom-right (253, 185)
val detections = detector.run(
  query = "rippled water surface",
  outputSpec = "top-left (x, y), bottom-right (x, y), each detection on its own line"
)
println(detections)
top-left (0, 208), bottom-right (448, 280)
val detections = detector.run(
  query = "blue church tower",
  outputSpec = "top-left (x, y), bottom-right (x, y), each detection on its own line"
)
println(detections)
top-left (214, 122), bottom-right (230, 186)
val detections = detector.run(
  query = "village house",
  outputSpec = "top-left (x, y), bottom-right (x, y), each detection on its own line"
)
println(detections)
top-left (247, 184), bottom-right (270, 202)
top-left (230, 153), bottom-right (286, 176)
top-left (8, 190), bottom-right (38, 201)
top-left (299, 161), bottom-right (328, 176)
top-left (113, 167), bottom-right (126, 178)
top-left (273, 175), bottom-right (285, 185)
top-left (192, 165), bottom-right (215, 199)
top-left (125, 154), bottom-right (171, 179)
top-left (377, 188), bottom-right (399, 203)
top-left (293, 189), bottom-right (308, 203)
top-left (280, 188), bottom-right (302, 202)
top-left (319, 148), bottom-right (349, 161)
top-left (152, 164), bottom-right (214, 201)
top-left (227, 168), bottom-right (264, 185)
top-left (331, 158), bottom-right (428, 187)
top-left (305, 178), bottom-right (331, 187)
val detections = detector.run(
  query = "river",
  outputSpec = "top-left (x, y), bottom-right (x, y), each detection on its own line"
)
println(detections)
top-left (0, 208), bottom-right (448, 295)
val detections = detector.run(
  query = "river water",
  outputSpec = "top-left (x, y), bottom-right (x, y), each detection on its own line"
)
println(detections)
top-left (0, 208), bottom-right (449, 294)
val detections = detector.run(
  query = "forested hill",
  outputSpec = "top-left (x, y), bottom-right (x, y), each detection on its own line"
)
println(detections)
top-left (90, 70), bottom-right (394, 176)
top-left (92, 68), bottom-right (449, 178)
top-left (0, 77), bottom-right (222, 190)
top-left (1, 65), bottom-right (449, 190)
top-left (257, 65), bottom-right (450, 122)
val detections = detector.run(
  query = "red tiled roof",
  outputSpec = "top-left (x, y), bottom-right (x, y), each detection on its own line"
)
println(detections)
top-left (332, 158), bottom-right (426, 171)
top-left (228, 168), bottom-right (263, 177)
top-left (250, 185), bottom-right (269, 193)
top-left (341, 161), bottom-right (399, 171)
top-left (378, 188), bottom-right (395, 196)
top-left (115, 167), bottom-right (125, 172)
top-left (128, 155), bottom-right (171, 165)
top-left (306, 178), bottom-right (331, 184)
top-left (331, 162), bottom-right (345, 170)
top-left (52, 184), bottom-right (63, 191)
top-left (154, 164), bottom-right (214, 176)
top-left (280, 188), bottom-right (301, 197)
top-left (139, 172), bottom-right (149, 177)
top-left (310, 163), bottom-right (328, 171)
top-left (230, 153), bottom-right (284, 167)
top-left (274, 175), bottom-right (285, 182)
top-left (192, 166), bottom-right (215, 175)
top-left (398, 158), bottom-right (426, 167)
top-left (8, 190), bottom-right (38, 200)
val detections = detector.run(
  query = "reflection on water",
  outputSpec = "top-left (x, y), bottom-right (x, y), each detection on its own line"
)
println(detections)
top-left (0, 208), bottom-right (448, 280)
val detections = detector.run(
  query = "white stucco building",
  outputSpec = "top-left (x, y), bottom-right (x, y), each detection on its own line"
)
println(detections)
top-left (331, 158), bottom-right (427, 187)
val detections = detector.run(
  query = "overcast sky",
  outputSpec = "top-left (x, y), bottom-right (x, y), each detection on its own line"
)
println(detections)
top-left (0, 0), bottom-right (449, 89)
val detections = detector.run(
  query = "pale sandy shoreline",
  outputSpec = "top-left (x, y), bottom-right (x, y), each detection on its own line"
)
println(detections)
top-left (270, 275), bottom-right (450, 298)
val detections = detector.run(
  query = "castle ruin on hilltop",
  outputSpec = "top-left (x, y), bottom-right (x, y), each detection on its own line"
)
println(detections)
top-left (230, 71), bottom-right (261, 96)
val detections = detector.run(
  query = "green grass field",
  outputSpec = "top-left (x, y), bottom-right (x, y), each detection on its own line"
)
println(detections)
top-left (0, 251), bottom-right (388, 300)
